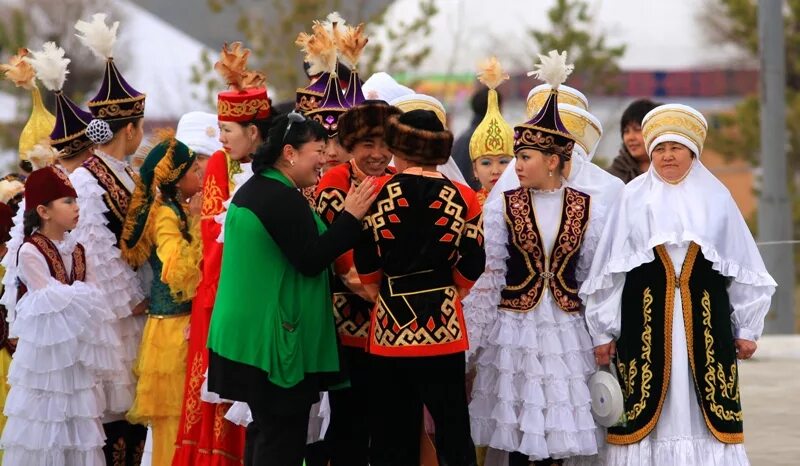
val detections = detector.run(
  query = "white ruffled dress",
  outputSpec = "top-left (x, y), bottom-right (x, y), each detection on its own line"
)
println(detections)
top-left (466, 186), bottom-right (602, 463)
top-left (70, 152), bottom-right (146, 418)
top-left (0, 234), bottom-right (124, 466)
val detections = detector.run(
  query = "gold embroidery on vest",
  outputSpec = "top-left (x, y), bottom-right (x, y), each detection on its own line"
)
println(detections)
top-left (626, 287), bottom-right (654, 421)
top-left (701, 290), bottom-right (743, 422)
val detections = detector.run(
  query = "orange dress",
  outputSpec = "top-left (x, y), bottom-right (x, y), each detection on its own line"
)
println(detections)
top-left (173, 150), bottom-right (246, 466)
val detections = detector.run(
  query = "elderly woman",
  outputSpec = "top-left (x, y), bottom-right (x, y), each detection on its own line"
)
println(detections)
top-left (206, 113), bottom-right (377, 466)
top-left (581, 104), bottom-right (776, 466)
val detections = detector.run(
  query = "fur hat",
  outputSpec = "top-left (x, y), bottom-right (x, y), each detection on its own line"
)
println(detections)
top-left (337, 100), bottom-right (401, 151)
top-left (385, 110), bottom-right (453, 166)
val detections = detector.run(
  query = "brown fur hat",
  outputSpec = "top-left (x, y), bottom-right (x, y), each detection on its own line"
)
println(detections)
top-left (385, 109), bottom-right (453, 166)
top-left (337, 100), bottom-right (401, 151)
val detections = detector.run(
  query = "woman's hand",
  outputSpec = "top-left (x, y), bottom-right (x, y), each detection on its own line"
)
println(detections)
top-left (594, 340), bottom-right (616, 366)
top-left (132, 299), bottom-right (150, 316)
top-left (187, 193), bottom-right (202, 217)
top-left (735, 338), bottom-right (757, 360)
top-left (343, 178), bottom-right (379, 220)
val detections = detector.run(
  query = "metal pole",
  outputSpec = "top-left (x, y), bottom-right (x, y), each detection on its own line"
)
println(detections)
top-left (757, 0), bottom-right (795, 334)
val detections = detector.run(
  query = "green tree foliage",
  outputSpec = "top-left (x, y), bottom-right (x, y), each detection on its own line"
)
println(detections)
top-left (701, 0), bottom-right (800, 280)
top-left (527, 0), bottom-right (626, 93)
top-left (702, 0), bottom-right (800, 172)
top-left (195, 0), bottom-right (438, 103)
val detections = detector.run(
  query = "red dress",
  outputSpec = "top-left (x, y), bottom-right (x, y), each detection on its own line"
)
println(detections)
top-left (173, 151), bottom-right (246, 465)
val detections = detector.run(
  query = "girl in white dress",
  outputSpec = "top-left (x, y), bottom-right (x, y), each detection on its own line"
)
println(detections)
top-left (467, 51), bottom-right (599, 466)
top-left (580, 104), bottom-right (775, 466)
top-left (1, 166), bottom-right (122, 465)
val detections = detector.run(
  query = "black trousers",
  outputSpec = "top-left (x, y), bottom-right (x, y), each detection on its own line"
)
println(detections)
top-left (508, 452), bottom-right (564, 466)
top-left (209, 352), bottom-right (322, 466)
top-left (368, 352), bottom-right (476, 466)
top-left (102, 420), bottom-right (147, 466)
top-left (324, 346), bottom-right (370, 466)
top-left (243, 380), bottom-right (319, 466)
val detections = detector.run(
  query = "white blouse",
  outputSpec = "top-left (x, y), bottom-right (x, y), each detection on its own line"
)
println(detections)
top-left (585, 241), bottom-right (773, 346)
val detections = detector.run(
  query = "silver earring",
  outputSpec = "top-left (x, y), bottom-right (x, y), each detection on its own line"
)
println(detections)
top-left (290, 159), bottom-right (296, 167)
top-left (548, 170), bottom-right (553, 177)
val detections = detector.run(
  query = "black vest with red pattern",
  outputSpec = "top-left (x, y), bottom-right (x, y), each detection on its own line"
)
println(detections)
top-left (500, 186), bottom-right (590, 313)
top-left (17, 232), bottom-right (87, 301)
top-left (82, 154), bottom-right (136, 244)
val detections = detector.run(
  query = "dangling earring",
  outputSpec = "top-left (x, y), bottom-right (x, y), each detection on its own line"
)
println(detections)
top-left (290, 159), bottom-right (296, 167)
top-left (548, 170), bottom-right (553, 177)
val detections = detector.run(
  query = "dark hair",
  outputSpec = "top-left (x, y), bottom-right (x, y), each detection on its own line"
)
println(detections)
top-left (160, 185), bottom-right (192, 243)
top-left (272, 101), bottom-right (296, 116)
top-left (471, 86), bottom-right (502, 120)
top-left (235, 107), bottom-right (282, 145)
top-left (252, 113), bottom-right (327, 174)
top-left (18, 159), bottom-right (32, 174)
top-left (620, 99), bottom-right (661, 134)
top-left (23, 207), bottom-right (43, 237)
top-left (108, 117), bottom-right (143, 135)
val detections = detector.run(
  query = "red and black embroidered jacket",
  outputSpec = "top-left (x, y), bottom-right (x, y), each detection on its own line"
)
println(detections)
top-left (500, 186), bottom-right (590, 313)
top-left (354, 170), bottom-right (485, 357)
top-left (315, 160), bottom-right (395, 349)
top-left (82, 155), bottom-right (136, 244)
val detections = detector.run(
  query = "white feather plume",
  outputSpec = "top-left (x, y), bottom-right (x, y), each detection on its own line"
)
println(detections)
top-left (324, 11), bottom-right (346, 32)
top-left (27, 143), bottom-right (58, 170)
top-left (527, 50), bottom-right (574, 89)
top-left (74, 13), bottom-right (119, 60)
top-left (0, 180), bottom-right (23, 204)
top-left (26, 42), bottom-right (70, 92)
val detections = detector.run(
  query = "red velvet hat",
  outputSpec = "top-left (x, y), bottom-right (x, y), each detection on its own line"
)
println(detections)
top-left (24, 166), bottom-right (78, 212)
top-left (215, 42), bottom-right (271, 123)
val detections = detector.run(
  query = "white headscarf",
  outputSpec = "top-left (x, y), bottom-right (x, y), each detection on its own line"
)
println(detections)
top-left (580, 104), bottom-right (776, 298)
top-left (175, 111), bottom-right (223, 156)
top-left (362, 72), bottom-right (414, 103)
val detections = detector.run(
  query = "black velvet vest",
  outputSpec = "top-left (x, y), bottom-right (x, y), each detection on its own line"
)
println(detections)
top-left (500, 186), bottom-right (590, 313)
top-left (609, 243), bottom-right (744, 445)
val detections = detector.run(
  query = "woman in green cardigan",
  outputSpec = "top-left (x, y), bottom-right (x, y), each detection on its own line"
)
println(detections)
top-left (207, 112), bottom-right (377, 466)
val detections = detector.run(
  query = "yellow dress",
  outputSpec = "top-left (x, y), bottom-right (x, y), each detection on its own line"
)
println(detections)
top-left (127, 205), bottom-right (201, 466)
top-left (0, 265), bottom-right (11, 462)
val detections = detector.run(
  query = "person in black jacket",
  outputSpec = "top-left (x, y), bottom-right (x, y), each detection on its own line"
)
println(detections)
top-left (607, 99), bottom-right (661, 183)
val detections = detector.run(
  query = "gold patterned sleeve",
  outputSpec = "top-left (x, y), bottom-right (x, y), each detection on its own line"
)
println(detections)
top-left (154, 205), bottom-right (202, 302)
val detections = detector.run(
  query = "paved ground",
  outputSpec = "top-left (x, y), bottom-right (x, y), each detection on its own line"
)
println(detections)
top-left (740, 335), bottom-right (800, 466)
top-left (140, 336), bottom-right (800, 466)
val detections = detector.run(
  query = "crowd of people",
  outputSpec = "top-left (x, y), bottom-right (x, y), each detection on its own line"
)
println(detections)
top-left (0, 10), bottom-right (776, 466)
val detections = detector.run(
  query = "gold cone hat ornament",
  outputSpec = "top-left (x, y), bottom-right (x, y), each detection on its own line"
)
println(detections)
top-left (1, 48), bottom-right (56, 162)
top-left (469, 57), bottom-right (514, 161)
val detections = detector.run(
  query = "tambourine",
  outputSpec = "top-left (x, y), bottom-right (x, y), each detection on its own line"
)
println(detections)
top-left (589, 364), bottom-right (625, 427)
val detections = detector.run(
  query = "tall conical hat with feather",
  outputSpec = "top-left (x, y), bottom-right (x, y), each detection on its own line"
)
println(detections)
top-left (27, 42), bottom-right (94, 159)
top-left (75, 13), bottom-right (146, 122)
top-left (514, 50), bottom-right (576, 159)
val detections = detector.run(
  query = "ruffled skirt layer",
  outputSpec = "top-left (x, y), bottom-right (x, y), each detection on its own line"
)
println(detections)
top-left (1, 281), bottom-right (120, 466)
top-left (71, 169), bottom-right (147, 414)
top-left (469, 297), bottom-right (598, 461)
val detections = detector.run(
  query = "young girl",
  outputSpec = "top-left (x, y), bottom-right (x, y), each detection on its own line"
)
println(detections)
top-left (1, 165), bottom-right (122, 465)
top-left (121, 133), bottom-right (203, 466)
top-left (467, 52), bottom-right (601, 466)
top-left (173, 41), bottom-right (269, 466)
